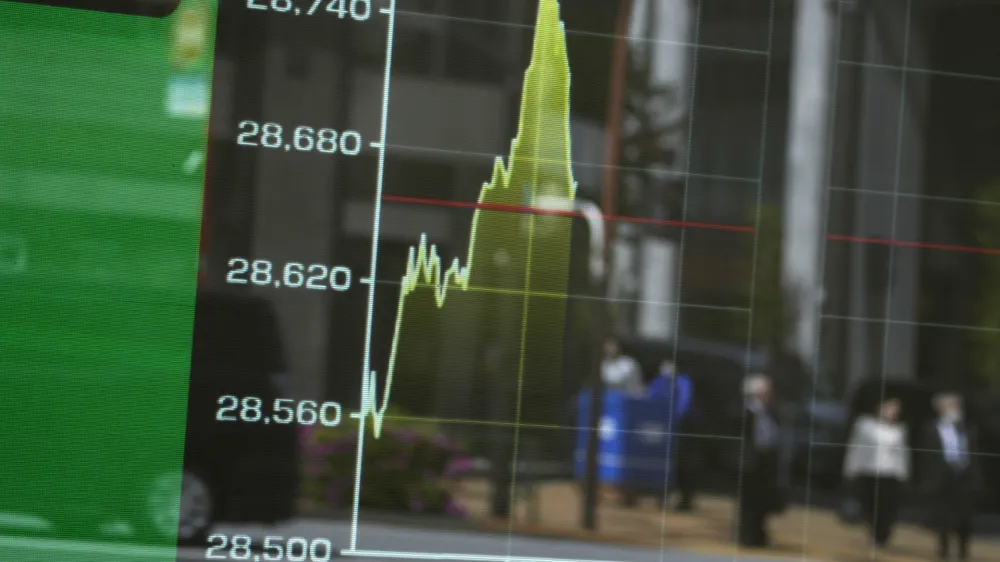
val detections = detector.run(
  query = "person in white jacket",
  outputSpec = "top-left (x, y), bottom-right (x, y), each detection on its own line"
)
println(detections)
top-left (843, 397), bottom-right (910, 548)
top-left (600, 336), bottom-right (644, 397)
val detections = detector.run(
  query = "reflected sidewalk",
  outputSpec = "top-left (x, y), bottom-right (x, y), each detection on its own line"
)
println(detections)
top-left (456, 479), bottom-right (1000, 562)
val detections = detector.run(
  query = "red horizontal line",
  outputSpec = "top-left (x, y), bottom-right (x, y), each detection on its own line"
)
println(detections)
top-left (826, 234), bottom-right (1000, 256)
top-left (382, 195), bottom-right (1000, 256)
top-left (381, 194), bottom-right (755, 233)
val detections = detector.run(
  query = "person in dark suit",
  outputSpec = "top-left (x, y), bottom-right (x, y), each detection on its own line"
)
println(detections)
top-left (919, 393), bottom-right (982, 561)
top-left (736, 374), bottom-right (783, 547)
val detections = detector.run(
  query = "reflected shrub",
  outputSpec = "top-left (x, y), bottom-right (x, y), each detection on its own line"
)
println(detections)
top-left (300, 410), bottom-right (473, 517)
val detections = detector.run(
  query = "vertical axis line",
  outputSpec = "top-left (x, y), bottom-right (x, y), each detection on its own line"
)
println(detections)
top-left (350, 0), bottom-right (397, 551)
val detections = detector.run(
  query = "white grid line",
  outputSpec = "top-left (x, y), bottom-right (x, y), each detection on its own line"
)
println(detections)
top-left (358, 413), bottom-right (1000, 458)
top-left (821, 313), bottom-right (1000, 334)
top-left (384, 142), bottom-right (760, 185)
top-left (809, 441), bottom-right (1000, 459)
top-left (503, 4), bottom-right (552, 552)
top-left (387, 417), bottom-right (746, 441)
top-left (659, 1), bottom-right (705, 560)
top-left (838, 59), bottom-right (1000, 83)
top-left (869, 0), bottom-right (914, 559)
top-left (397, 5), bottom-right (1000, 82)
top-left (729, 0), bottom-right (776, 556)
top-left (830, 185), bottom-right (1000, 207)
top-left (801, 4), bottom-right (846, 560)
top-left (394, 8), bottom-right (768, 56)
top-left (372, 278), bottom-right (752, 313)
top-left (570, 293), bottom-right (751, 313)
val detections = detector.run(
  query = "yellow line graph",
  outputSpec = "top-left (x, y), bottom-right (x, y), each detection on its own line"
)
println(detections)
top-left (361, 0), bottom-right (577, 437)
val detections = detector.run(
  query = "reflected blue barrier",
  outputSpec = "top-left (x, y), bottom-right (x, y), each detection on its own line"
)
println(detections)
top-left (573, 390), bottom-right (680, 489)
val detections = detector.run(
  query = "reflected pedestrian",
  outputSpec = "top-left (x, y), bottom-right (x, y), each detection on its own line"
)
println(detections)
top-left (648, 360), bottom-right (696, 510)
top-left (647, 360), bottom-right (692, 414)
top-left (600, 335), bottom-right (643, 397)
top-left (920, 393), bottom-right (981, 561)
top-left (843, 397), bottom-right (909, 549)
top-left (736, 374), bottom-right (782, 547)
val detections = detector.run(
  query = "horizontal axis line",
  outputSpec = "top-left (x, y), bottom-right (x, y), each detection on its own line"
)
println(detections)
top-left (341, 550), bottom-right (825, 562)
top-left (342, 549), bottom-right (628, 562)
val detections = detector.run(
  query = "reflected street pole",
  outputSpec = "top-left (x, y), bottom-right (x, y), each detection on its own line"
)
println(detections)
top-left (582, 0), bottom-right (633, 531)
top-left (783, 0), bottom-right (835, 378)
top-left (577, 200), bottom-right (607, 532)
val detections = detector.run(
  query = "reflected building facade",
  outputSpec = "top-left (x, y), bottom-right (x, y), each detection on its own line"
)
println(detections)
top-left (686, 0), bottom-right (1000, 400)
top-left (202, 0), bottom-right (1000, 414)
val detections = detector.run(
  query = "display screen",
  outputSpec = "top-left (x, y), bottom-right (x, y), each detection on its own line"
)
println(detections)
top-left (2, 0), bottom-right (1000, 561)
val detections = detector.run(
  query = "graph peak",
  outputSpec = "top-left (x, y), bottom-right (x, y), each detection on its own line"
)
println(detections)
top-left (508, 0), bottom-right (574, 202)
top-left (362, 0), bottom-right (578, 438)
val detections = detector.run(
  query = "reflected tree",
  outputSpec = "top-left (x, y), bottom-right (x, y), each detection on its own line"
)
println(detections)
top-left (973, 180), bottom-right (1000, 383)
top-left (617, 44), bottom-right (684, 221)
top-left (612, 35), bottom-right (685, 332)
top-left (750, 203), bottom-right (807, 399)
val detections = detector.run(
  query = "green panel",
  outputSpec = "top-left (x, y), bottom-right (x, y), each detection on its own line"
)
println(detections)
top-left (0, 0), bottom-right (215, 553)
